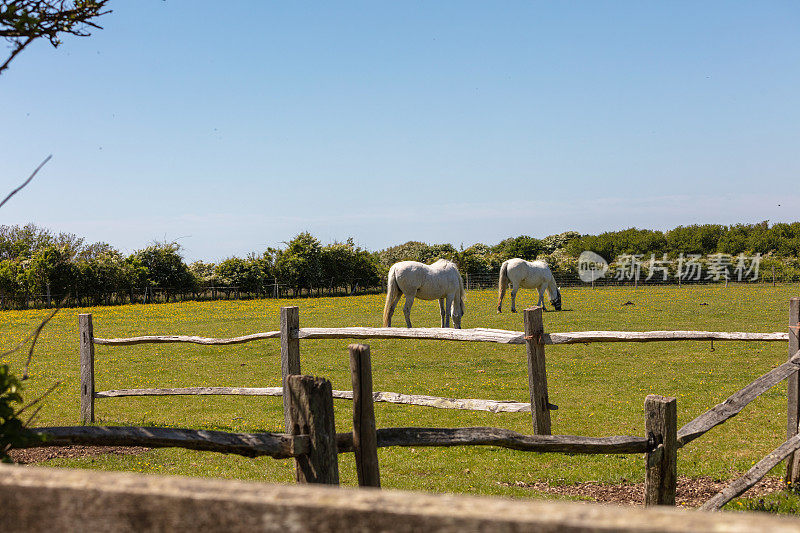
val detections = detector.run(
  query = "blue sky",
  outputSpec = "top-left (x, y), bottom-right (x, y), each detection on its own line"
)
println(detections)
top-left (2, 2), bottom-right (799, 262)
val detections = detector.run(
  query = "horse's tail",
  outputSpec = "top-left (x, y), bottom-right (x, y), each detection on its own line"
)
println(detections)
top-left (497, 260), bottom-right (509, 311)
top-left (383, 266), bottom-right (400, 327)
top-left (458, 272), bottom-right (466, 316)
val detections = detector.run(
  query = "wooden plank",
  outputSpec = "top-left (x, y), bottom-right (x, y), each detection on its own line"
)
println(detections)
top-left (644, 395), bottom-right (677, 506)
top-left (299, 327), bottom-right (525, 344)
top-left (335, 427), bottom-right (650, 454)
top-left (92, 327), bottom-right (788, 347)
top-left (95, 387), bottom-right (285, 397)
top-left (547, 330), bottom-right (788, 344)
top-left (26, 426), bottom-right (308, 459)
top-left (298, 327), bottom-right (788, 344)
top-left (787, 297), bottom-right (800, 484)
top-left (79, 314), bottom-right (95, 425)
top-left (525, 307), bottom-right (551, 435)
top-left (701, 433), bottom-right (800, 511)
top-left (281, 307), bottom-right (301, 432)
top-left (93, 331), bottom-right (281, 346)
top-left (287, 375), bottom-right (339, 485)
top-left (94, 387), bottom-right (532, 413)
top-left (678, 350), bottom-right (800, 446)
top-left (349, 344), bottom-right (380, 487)
top-left (7, 467), bottom-right (800, 533)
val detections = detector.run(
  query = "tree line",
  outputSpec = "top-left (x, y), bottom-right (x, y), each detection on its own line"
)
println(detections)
top-left (1, 221), bottom-right (799, 309)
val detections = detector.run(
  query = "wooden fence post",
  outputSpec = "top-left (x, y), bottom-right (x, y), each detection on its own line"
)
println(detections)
top-left (349, 344), bottom-right (380, 487)
top-left (524, 307), bottom-right (551, 435)
top-left (281, 306), bottom-right (301, 433)
top-left (786, 297), bottom-right (800, 485)
top-left (79, 313), bottom-right (95, 424)
top-left (287, 375), bottom-right (339, 485)
top-left (644, 394), bottom-right (677, 506)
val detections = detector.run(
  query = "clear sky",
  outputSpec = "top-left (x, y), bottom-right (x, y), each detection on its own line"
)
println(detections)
top-left (2, 1), bottom-right (799, 262)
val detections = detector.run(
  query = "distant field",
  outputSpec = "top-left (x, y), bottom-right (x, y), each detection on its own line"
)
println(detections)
top-left (2, 283), bottom-right (799, 503)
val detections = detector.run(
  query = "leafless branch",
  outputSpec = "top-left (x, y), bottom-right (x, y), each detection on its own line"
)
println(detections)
top-left (0, 305), bottom-right (59, 361)
top-left (0, 154), bottom-right (51, 210)
top-left (18, 380), bottom-right (62, 422)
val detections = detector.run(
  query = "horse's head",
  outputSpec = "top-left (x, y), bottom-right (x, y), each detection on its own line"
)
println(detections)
top-left (550, 288), bottom-right (562, 311)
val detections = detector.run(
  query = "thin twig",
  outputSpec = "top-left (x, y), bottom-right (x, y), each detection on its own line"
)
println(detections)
top-left (0, 306), bottom-right (59, 360)
top-left (0, 155), bottom-right (52, 210)
top-left (0, 35), bottom-right (35, 76)
top-left (17, 380), bottom-right (63, 419)
top-left (22, 303), bottom-right (62, 380)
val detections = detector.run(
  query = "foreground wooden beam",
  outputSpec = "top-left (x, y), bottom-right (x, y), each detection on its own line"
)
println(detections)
top-left (336, 427), bottom-right (650, 454)
top-left (702, 433), bottom-right (800, 511)
top-left (4, 465), bottom-right (799, 532)
top-left (678, 350), bottom-right (800, 447)
top-left (25, 426), bottom-right (308, 459)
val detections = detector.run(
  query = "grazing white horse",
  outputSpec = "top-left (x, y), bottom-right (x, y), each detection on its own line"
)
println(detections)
top-left (383, 259), bottom-right (466, 328)
top-left (497, 258), bottom-right (562, 313)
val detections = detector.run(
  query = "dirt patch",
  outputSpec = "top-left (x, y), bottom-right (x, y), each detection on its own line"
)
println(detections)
top-left (500, 475), bottom-right (786, 507)
top-left (8, 445), bottom-right (150, 464)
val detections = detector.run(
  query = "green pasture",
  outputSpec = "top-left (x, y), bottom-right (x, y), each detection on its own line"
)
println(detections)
top-left (2, 284), bottom-right (800, 506)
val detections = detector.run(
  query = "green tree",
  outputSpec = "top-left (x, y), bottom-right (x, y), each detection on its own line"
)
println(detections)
top-left (494, 235), bottom-right (541, 261)
top-left (130, 242), bottom-right (195, 293)
top-left (272, 232), bottom-right (323, 295)
top-left (320, 238), bottom-right (380, 293)
top-left (0, 259), bottom-right (21, 308)
top-left (666, 225), bottom-right (726, 255)
top-left (22, 244), bottom-right (77, 302)
top-left (215, 254), bottom-right (269, 293)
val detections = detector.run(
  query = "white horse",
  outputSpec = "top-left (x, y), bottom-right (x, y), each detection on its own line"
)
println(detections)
top-left (497, 258), bottom-right (562, 313)
top-left (383, 259), bottom-right (466, 328)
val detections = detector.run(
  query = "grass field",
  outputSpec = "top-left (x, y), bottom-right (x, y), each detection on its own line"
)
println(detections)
top-left (2, 284), bottom-right (800, 507)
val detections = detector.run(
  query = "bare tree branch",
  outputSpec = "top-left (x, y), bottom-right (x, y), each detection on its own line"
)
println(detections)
top-left (0, 154), bottom-right (51, 210)
top-left (0, 305), bottom-right (59, 362)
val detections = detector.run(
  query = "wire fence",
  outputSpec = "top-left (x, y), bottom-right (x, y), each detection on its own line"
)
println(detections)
top-left (0, 279), bottom-right (384, 310)
top-left (4, 271), bottom-right (799, 311)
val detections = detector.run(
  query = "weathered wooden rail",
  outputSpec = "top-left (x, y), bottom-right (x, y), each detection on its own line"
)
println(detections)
top-left (93, 327), bottom-right (788, 346)
top-left (70, 297), bottom-right (800, 510)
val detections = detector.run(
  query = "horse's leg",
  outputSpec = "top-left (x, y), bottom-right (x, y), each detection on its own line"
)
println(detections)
top-left (443, 295), bottom-right (453, 328)
top-left (439, 298), bottom-right (446, 328)
top-left (510, 284), bottom-right (518, 313)
top-left (403, 294), bottom-right (415, 328)
top-left (386, 293), bottom-right (402, 327)
top-left (537, 287), bottom-right (547, 311)
top-left (452, 295), bottom-right (462, 329)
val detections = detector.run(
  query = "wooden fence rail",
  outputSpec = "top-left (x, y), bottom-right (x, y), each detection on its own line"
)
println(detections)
top-left (93, 327), bottom-right (788, 347)
top-left (677, 350), bottom-right (800, 446)
top-left (93, 386), bottom-right (532, 413)
top-left (29, 426), bottom-right (307, 459)
top-left (336, 427), bottom-right (650, 454)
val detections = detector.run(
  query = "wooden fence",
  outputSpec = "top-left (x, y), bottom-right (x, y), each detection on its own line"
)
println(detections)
top-left (22, 297), bottom-right (800, 509)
